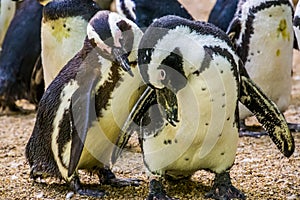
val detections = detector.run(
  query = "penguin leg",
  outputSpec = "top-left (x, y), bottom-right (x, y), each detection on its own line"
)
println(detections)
top-left (147, 179), bottom-right (178, 200)
top-left (287, 123), bottom-right (300, 132)
top-left (69, 174), bottom-right (106, 197)
top-left (239, 119), bottom-right (267, 138)
top-left (97, 167), bottom-right (141, 187)
top-left (205, 171), bottom-right (245, 200)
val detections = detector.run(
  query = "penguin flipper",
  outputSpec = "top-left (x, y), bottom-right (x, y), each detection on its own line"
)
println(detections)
top-left (111, 86), bottom-right (156, 164)
top-left (239, 75), bottom-right (295, 157)
top-left (226, 16), bottom-right (241, 44)
top-left (68, 67), bottom-right (101, 177)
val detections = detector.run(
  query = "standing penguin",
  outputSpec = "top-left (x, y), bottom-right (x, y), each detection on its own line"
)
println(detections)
top-left (0, 0), bottom-right (16, 49)
top-left (115, 0), bottom-right (193, 28)
top-left (25, 11), bottom-right (144, 196)
top-left (39, 0), bottom-right (101, 89)
top-left (0, 0), bottom-right (43, 112)
top-left (226, 0), bottom-right (295, 123)
top-left (294, 0), bottom-right (300, 46)
top-left (207, 0), bottom-right (239, 32)
top-left (113, 15), bottom-right (295, 199)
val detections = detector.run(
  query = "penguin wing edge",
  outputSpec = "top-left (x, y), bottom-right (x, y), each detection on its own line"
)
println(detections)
top-left (68, 67), bottom-right (101, 177)
top-left (239, 75), bottom-right (295, 158)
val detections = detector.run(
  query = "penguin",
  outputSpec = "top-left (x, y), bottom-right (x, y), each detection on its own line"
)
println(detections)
top-left (115, 0), bottom-right (193, 28)
top-left (207, 0), bottom-right (239, 32)
top-left (112, 15), bottom-right (295, 199)
top-left (25, 10), bottom-right (144, 197)
top-left (226, 0), bottom-right (295, 129)
top-left (39, 0), bottom-right (101, 89)
top-left (0, 0), bottom-right (43, 112)
top-left (294, 0), bottom-right (300, 47)
top-left (0, 0), bottom-right (16, 50)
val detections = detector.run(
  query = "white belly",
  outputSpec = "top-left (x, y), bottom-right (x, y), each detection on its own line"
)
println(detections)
top-left (0, 0), bottom-right (16, 48)
top-left (41, 16), bottom-right (88, 88)
top-left (239, 5), bottom-right (293, 119)
top-left (143, 57), bottom-right (239, 176)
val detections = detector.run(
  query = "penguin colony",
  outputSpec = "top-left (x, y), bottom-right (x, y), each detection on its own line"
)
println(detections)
top-left (0, 0), bottom-right (295, 199)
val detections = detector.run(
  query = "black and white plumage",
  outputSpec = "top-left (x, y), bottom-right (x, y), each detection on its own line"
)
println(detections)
top-left (0, 0), bottom-right (16, 49)
top-left (294, 0), bottom-right (300, 47)
top-left (40, 0), bottom-right (101, 89)
top-left (227, 0), bottom-right (295, 120)
top-left (208, 0), bottom-right (239, 32)
top-left (114, 15), bottom-right (295, 199)
top-left (25, 11), bottom-right (144, 197)
top-left (0, 0), bottom-right (43, 112)
top-left (115, 0), bottom-right (193, 28)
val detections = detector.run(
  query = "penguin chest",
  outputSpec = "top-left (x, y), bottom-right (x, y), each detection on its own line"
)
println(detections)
top-left (0, 0), bottom-right (16, 47)
top-left (143, 57), bottom-right (239, 176)
top-left (77, 66), bottom-right (144, 169)
top-left (240, 4), bottom-right (293, 112)
top-left (41, 16), bottom-right (88, 88)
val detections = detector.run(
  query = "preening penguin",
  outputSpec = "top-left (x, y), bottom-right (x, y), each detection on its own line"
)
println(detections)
top-left (0, 0), bottom-right (16, 49)
top-left (0, 0), bottom-right (43, 112)
top-left (40, 0), bottom-right (100, 89)
top-left (115, 0), bottom-right (193, 28)
top-left (227, 0), bottom-right (295, 123)
top-left (25, 11), bottom-right (144, 196)
top-left (114, 15), bottom-right (294, 199)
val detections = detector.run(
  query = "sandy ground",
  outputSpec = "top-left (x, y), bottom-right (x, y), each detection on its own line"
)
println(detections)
top-left (0, 0), bottom-right (299, 199)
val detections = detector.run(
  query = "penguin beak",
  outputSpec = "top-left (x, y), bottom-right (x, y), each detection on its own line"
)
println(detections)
top-left (113, 48), bottom-right (134, 77)
top-left (156, 87), bottom-right (179, 126)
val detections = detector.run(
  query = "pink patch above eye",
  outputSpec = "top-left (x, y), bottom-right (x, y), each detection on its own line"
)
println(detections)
top-left (159, 69), bottom-right (166, 80)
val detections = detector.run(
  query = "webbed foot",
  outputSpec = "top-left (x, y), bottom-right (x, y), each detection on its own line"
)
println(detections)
top-left (205, 171), bottom-right (245, 200)
top-left (70, 175), bottom-right (106, 197)
top-left (98, 167), bottom-right (142, 187)
top-left (147, 179), bottom-right (178, 200)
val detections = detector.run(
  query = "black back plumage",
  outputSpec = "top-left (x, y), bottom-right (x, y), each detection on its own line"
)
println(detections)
top-left (208, 0), bottom-right (239, 32)
top-left (119, 0), bottom-right (193, 28)
top-left (25, 38), bottom-right (97, 178)
top-left (43, 0), bottom-right (100, 22)
top-left (0, 0), bottom-right (43, 110)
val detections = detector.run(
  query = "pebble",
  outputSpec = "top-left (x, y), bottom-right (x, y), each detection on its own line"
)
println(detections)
top-left (65, 191), bottom-right (74, 199)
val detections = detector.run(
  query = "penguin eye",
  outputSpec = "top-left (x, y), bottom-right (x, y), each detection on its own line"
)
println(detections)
top-left (159, 69), bottom-right (166, 80)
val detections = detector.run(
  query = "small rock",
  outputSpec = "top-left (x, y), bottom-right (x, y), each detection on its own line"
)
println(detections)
top-left (287, 194), bottom-right (298, 200)
top-left (66, 191), bottom-right (74, 199)
top-left (35, 192), bottom-right (44, 198)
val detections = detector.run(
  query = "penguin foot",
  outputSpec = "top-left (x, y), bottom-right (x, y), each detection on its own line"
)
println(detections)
top-left (238, 129), bottom-right (267, 138)
top-left (98, 167), bottom-right (142, 187)
top-left (0, 100), bottom-right (34, 115)
top-left (147, 179), bottom-right (178, 200)
top-left (288, 122), bottom-right (300, 132)
top-left (205, 171), bottom-right (245, 200)
top-left (70, 175), bottom-right (106, 197)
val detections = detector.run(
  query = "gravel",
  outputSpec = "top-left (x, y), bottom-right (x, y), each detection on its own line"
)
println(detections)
top-left (0, 0), bottom-right (299, 199)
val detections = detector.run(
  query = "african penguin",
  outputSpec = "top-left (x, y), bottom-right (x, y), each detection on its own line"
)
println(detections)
top-left (227, 0), bottom-right (295, 121)
top-left (208, 0), bottom-right (239, 32)
top-left (25, 10), bottom-right (144, 197)
top-left (115, 0), bottom-right (193, 28)
top-left (40, 0), bottom-right (100, 89)
top-left (113, 15), bottom-right (295, 199)
top-left (0, 0), bottom-right (43, 112)
top-left (294, 0), bottom-right (300, 47)
top-left (0, 0), bottom-right (16, 50)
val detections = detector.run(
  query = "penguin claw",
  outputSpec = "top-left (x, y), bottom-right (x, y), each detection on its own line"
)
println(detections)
top-left (76, 188), bottom-right (106, 197)
top-left (147, 179), bottom-right (178, 200)
top-left (205, 172), bottom-right (245, 200)
top-left (107, 178), bottom-right (143, 187)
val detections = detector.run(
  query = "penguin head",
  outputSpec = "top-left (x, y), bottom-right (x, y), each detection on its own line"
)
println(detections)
top-left (138, 15), bottom-right (204, 93)
top-left (116, 0), bottom-right (137, 22)
top-left (87, 10), bottom-right (143, 75)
